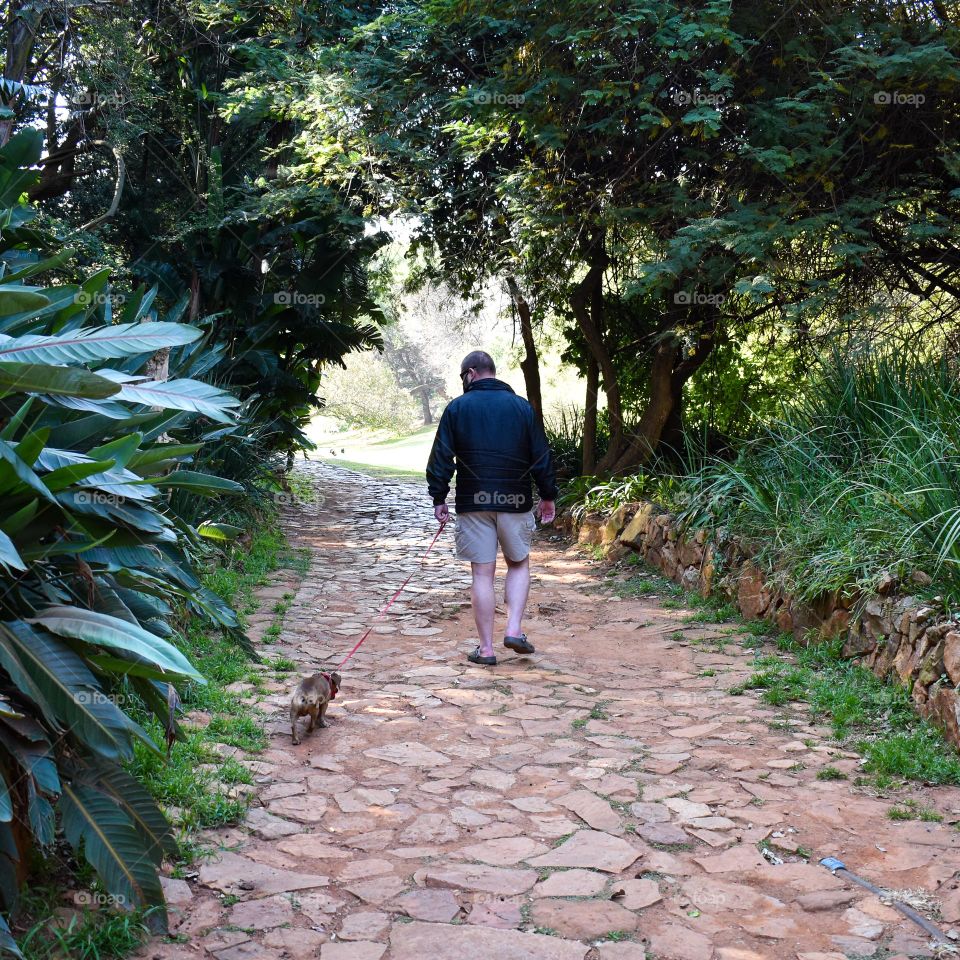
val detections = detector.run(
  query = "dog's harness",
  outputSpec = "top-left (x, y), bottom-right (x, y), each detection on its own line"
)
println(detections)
top-left (321, 672), bottom-right (338, 700)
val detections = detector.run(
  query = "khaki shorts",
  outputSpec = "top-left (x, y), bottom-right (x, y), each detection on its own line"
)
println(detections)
top-left (455, 510), bottom-right (536, 564)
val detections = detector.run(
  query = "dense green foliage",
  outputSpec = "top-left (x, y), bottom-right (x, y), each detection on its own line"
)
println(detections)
top-left (0, 129), bottom-right (262, 950)
top-left (679, 350), bottom-right (960, 605)
top-left (310, 0), bottom-right (960, 471)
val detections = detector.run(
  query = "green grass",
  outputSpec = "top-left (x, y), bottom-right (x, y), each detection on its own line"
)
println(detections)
top-left (20, 907), bottom-right (154, 960)
top-left (733, 633), bottom-right (960, 785)
top-left (816, 766), bottom-right (847, 781)
top-left (129, 522), bottom-right (302, 839)
top-left (886, 799), bottom-right (943, 822)
top-left (319, 457), bottom-right (425, 479)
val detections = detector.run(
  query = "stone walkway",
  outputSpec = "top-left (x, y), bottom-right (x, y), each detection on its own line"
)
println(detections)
top-left (142, 461), bottom-right (960, 960)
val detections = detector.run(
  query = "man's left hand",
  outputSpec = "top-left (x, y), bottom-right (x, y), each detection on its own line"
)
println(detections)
top-left (536, 500), bottom-right (556, 524)
top-left (435, 503), bottom-right (450, 524)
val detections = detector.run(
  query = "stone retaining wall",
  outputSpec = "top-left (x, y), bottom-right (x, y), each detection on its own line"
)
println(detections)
top-left (559, 501), bottom-right (960, 748)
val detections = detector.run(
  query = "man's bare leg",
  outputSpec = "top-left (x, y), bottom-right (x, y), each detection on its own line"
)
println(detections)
top-left (470, 561), bottom-right (497, 657)
top-left (504, 556), bottom-right (530, 638)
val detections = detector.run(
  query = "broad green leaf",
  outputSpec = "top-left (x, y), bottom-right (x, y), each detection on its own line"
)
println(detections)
top-left (60, 781), bottom-right (167, 919)
top-left (26, 607), bottom-right (204, 683)
top-left (112, 378), bottom-right (240, 422)
top-left (0, 322), bottom-right (202, 365)
top-left (0, 286), bottom-right (49, 317)
top-left (90, 760), bottom-right (177, 863)
top-left (0, 530), bottom-right (25, 572)
top-left (4, 624), bottom-right (149, 760)
top-left (197, 522), bottom-right (243, 541)
top-left (151, 470), bottom-right (243, 496)
top-left (0, 362), bottom-right (121, 398)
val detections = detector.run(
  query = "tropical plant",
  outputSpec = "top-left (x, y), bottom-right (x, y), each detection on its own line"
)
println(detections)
top-left (0, 129), bottom-right (249, 953)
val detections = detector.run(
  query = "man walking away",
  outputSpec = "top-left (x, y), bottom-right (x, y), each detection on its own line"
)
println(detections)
top-left (426, 350), bottom-right (557, 666)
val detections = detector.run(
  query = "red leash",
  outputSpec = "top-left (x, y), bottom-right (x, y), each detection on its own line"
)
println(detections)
top-left (332, 519), bottom-right (448, 670)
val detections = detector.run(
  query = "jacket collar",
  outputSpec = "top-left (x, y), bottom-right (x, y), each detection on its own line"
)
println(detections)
top-left (466, 377), bottom-right (515, 394)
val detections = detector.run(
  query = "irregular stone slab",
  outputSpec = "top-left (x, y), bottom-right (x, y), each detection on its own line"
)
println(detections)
top-left (630, 802), bottom-right (671, 824)
top-left (399, 813), bottom-right (460, 844)
top-left (320, 943), bottom-right (386, 960)
top-left (335, 788), bottom-right (396, 812)
top-left (276, 836), bottom-right (352, 859)
top-left (533, 869), bottom-right (608, 898)
top-left (198, 852), bottom-right (329, 898)
top-left (414, 864), bottom-right (538, 895)
top-left (694, 845), bottom-right (766, 874)
top-left (389, 921), bottom-right (589, 960)
top-left (555, 790), bottom-right (622, 833)
top-left (392, 888), bottom-right (462, 922)
top-left (344, 875), bottom-right (405, 904)
top-left (663, 797), bottom-right (711, 821)
top-left (527, 830), bottom-right (642, 873)
top-left (648, 922), bottom-right (715, 960)
top-left (364, 742), bottom-right (450, 768)
top-left (338, 911), bottom-right (390, 941)
top-left (467, 898), bottom-right (523, 928)
top-left (597, 944), bottom-right (647, 960)
top-left (456, 836), bottom-right (549, 866)
top-left (267, 794), bottom-right (327, 823)
top-left (637, 822), bottom-right (689, 846)
top-left (245, 807), bottom-right (305, 839)
top-left (263, 927), bottom-right (329, 959)
top-left (611, 878), bottom-right (663, 910)
top-left (228, 895), bottom-right (295, 930)
top-left (529, 898), bottom-right (639, 939)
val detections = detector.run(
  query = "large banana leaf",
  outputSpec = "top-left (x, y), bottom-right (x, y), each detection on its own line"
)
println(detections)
top-left (0, 322), bottom-right (202, 365)
top-left (59, 782), bottom-right (167, 924)
top-left (4, 625), bottom-right (152, 762)
top-left (89, 761), bottom-right (178, 863)
top-left (0, 362), bottom-right (120, 398)
top-left (112, 377), bottom-right (241, 423)
top-left (26, 607), bottom-right (205, 683)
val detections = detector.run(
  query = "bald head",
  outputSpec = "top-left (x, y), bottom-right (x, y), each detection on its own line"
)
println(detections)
top-left (460, 351), bottom-right (496, 376)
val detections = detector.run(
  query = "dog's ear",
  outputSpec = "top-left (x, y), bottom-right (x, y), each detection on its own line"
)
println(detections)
top-left (330, 672), bottom-right (341, 691)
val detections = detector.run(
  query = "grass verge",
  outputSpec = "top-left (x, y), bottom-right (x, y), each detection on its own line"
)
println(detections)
top-left (732, 633), bottom-right (960, 786)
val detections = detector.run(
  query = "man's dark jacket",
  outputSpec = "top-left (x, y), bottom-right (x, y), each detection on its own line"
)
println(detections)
top-left (426, 378), bottom-right (558, 514)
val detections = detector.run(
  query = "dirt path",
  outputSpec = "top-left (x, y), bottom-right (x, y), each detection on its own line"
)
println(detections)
top-left (143, 461), bottom-right (960, 960)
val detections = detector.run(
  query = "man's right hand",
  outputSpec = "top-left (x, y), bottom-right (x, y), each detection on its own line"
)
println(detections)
top-left (536, 500), bottom-right (556, 524)
top-left (435, 503), bottom-right (450, 524)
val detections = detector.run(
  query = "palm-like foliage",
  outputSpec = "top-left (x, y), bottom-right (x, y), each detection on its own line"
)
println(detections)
top-left (0, 130), bottom-right (248, 952)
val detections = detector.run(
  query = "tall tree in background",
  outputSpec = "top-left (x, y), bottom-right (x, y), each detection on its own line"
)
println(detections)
top-left (309, 0), bottom-right (960, 472)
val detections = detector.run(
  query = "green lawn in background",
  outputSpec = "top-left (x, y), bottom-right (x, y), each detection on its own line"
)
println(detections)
top-left (308, 420), bottom-right (435, 478)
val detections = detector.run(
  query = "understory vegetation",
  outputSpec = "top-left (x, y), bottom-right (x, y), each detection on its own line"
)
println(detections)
top-left (571, 349), bottom-right (960, 609)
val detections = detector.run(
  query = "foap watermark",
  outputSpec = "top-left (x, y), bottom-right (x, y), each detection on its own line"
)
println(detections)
top-left (76, 490), bottom-right (126, 507)
top-left (73, 690), bottom-right (129, 708)
top-left (674, 90), bottom-right (725, 107)
top-left (474, 491), bottom-right (526, 508)
top-left (874, 90), bottom-right (926, 107)
top-left (75, 290), bottom-right (127, 307)
top-left (71, 90), bottom-right (124, 112)
top-left (74, 890), bottom-right (128, 907)
top-left (273, 489), bottom-right (326, 510)
top-left (674, 290), bottom-right (725, 306)
top-left (474, 91), bottom-right (525, 107)
top-left (273, 291), bottom-right (326, 307)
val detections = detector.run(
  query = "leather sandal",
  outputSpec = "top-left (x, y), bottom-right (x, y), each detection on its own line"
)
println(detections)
top-left (504, 633), bottom-right (535, 654)
top-left (468, 646), bottom-right (497, 666)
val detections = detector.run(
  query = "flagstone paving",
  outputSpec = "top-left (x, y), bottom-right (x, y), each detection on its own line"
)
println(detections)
top-left (140, 461), bottom-right (960, 960)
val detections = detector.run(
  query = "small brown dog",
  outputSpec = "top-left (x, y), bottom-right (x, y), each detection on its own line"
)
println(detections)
top-left (290, 671), bottom-right (340, 745)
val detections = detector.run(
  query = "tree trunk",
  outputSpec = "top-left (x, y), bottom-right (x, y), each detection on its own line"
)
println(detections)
top-left (506, 274), bottom-right (543, 426)
top-left (607, 306), bottom-right (720, 473)
top-left (570, 229), bottom-right (623, 467)
top-left (417, 387), bottom-right (433, 425)
top-left (582, 356), bottom-right (599, 474)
